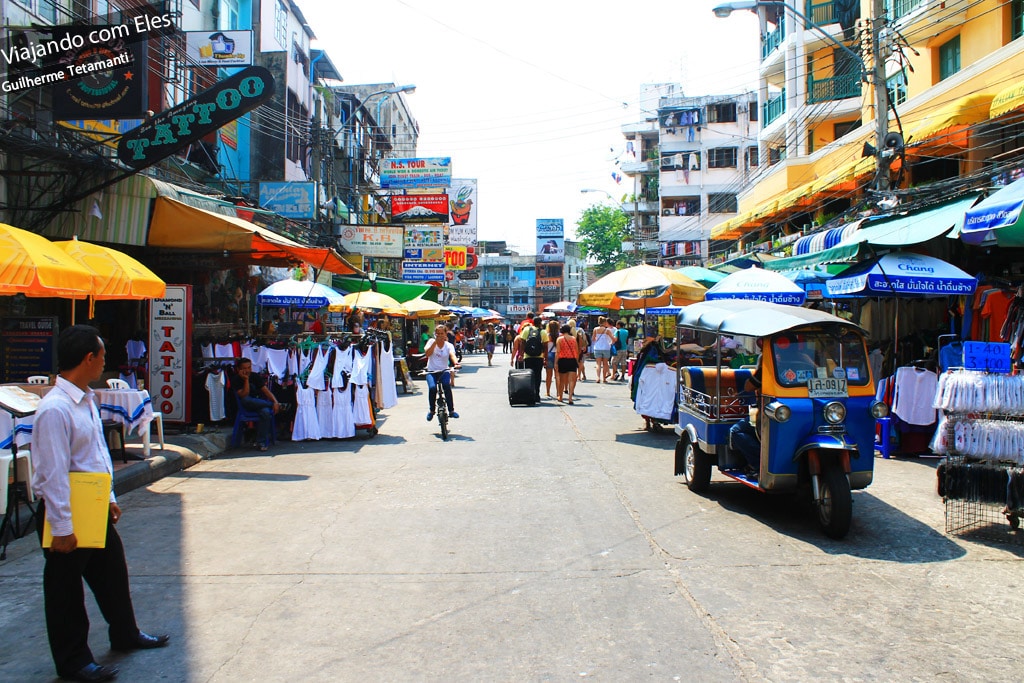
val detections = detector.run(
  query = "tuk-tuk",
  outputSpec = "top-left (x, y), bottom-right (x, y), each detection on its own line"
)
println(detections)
top-left (673, 300), bottom-right (888, 539)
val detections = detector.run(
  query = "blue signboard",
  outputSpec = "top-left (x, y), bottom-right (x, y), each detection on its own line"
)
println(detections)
top-left (259, 181), bottom-right (316, 219)
top-left (963, 341), bottom-right (1012, 373)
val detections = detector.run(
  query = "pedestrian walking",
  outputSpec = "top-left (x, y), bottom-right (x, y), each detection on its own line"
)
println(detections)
top-left (544, 319), bottom-right (559, 399)
top-left (572, 319), bottom-right (589, 381)
top-left (556, 323), bottom-right (579, 404)
top-left (501, 325), bottom-right (512, 354)
top-left (31, 325), bottom-right (169, 683)
top-left (484, 323), bottom-right (497, 366)
top-left (611, 320), bottom-right (630, 381)
top-left (591, 316), bottom-right (616, 383)
top-left (512, 313), bottom-right (545, 400)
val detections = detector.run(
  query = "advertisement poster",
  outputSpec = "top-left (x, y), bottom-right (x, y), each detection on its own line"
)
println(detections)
top-left (380, 157), bottom-right (452, 189)
top-left (337, 224), bottom-right (404, 258)
top-left (391, 194), bottom-right (448, 223)
top-left (186, 30), bottom-right (253, 66)
top-left (401, 260), bottom-right (445, 282)
top-left (404, 224), bottom-right (443, 248)
top-left (536, 277), bottom-right (562, 291)
top-left (448, 179), bottom-right (478, 246)
top-left (259, 181), bottom-right (316, 219)
top-left (536, 236), bottom-right (565, 262)
top-left (0, 316), bottom-right (57, 383)
top-left (148, 285), bottom-right (192, 423)
top-left (536, 218), bottom-right (565, 238)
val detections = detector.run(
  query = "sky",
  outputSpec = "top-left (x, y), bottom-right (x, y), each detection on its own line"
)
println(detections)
top-left (299, 0), bottom-right (761, 253)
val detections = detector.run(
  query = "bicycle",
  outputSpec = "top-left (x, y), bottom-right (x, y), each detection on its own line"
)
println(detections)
top-left (428, 368), bottom-right (458, 440)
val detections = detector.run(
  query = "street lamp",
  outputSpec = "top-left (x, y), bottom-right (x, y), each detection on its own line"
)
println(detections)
top-left (713, 0), bottom-right (892, 192)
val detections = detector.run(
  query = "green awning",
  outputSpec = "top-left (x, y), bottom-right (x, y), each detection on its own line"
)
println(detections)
top-left (333, 276), bottom-right (438, 303)
top-left (763, 242), bottom-right (862, 271)
top-left (849, 194), bottom-right (980, 246)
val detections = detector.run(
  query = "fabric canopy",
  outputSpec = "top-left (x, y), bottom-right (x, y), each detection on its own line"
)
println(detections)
top-left (849, 195), bottom-right (980, 247)
top-left (332, 275), bottom-right (436, 303)
top-left (577, 264), bottom-right (706, 310)
top-left (991, 79), bottom-right (1024, 119)
top-left (677, 299), bottom-right (862, 337)
top-left (54, 239), bottom-right (165, 307)
top-left (826, 252), bottom-right (976, 297)
top-left (257, 279), bottom-right (345, 308)
top-left (148, 197), bottom-right (360, 275)
top-left (957, 177), bottom-right (1024, 246)
top-left (704, 266), bottom-right (807, 306)
top-left (0, 223), bottom-right (93, 297)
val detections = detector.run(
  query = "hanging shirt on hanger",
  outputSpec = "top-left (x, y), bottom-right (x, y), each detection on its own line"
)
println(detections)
top-left (205, 370), bottom-right (227, 421)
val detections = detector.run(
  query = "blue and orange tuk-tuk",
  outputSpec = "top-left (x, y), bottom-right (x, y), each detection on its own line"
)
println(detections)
top-left (673, 300), bottom-right (888, 539)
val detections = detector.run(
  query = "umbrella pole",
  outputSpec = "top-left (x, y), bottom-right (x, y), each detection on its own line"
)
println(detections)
top-left (71, 299), bottom-right (75, 325)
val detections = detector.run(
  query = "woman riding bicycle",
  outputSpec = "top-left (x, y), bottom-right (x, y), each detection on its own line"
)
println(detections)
top-left (424, 324), bottom-right (461, 421)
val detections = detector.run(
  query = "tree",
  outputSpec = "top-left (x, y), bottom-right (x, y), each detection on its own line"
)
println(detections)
top-left (576, 203), bottom-right (631, 276)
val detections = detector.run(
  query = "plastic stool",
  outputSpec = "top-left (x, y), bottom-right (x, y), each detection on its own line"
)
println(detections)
top-left (102, 420), bottom-right (127, 463)
top-left (140, 413), bottom-right (165, 457)
top-left (875, 416), bottom-right (892, 459)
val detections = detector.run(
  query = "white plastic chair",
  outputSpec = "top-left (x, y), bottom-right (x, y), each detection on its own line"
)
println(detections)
top-left (141, 414), bottom-right (165, 457)
top-left (26, 376), bottom-right (48, 385)
top-left (0, 454), bottom-right (12, 515)
top-left (106, 378), bottom-right (131, 390)
top-left (14, 451), bottom-right (35, 503)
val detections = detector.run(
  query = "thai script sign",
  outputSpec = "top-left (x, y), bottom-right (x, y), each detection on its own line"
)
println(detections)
top-left (337, 224), bottom-right (403, 258)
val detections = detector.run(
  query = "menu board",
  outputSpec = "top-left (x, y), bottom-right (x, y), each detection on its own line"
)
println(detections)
top-left (0, 316), bottom-right (57, 384)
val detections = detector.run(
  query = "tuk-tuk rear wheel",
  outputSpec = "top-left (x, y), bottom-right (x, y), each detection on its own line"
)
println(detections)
top-left (681, 438), bottom-right (712, 493)
top-left (817, 465), bottom-right (852, 539)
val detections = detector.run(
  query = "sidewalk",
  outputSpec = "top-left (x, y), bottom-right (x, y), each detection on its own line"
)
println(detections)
top-left (107, 426), bottom-right (229, 496)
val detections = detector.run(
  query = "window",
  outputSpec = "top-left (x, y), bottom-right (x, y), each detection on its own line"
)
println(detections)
top-left (661, 152), bottom-right (700, 170)
top-left (665, 198), bottom-right (701, 216)
top-left (747, 146), bottom-right (759, 168)
top-left (707, 147), bottom-right (738, 168)
top-left (1014, 0), bottom-right (1024, 40)
top-left (221, 0), bottom-right (241, 30)
top-left (939, 35), bottom-right (961, 81)
top-left (833, 119), bottom-right (860, 139)
top-left (275, 1), bottom-right (288, 46)
top-left (768, 146), bottom-right (786, 165)
top-left (887, 69), bottom-right (908, 106)
top-left (707, 102), bottom-right (737, 123)
top-left (708, 194), bottom-right (738, 213)
top-left (748, 101), bottom-right (758, 122)
top-left (14, 0), bottom-right (57, 22)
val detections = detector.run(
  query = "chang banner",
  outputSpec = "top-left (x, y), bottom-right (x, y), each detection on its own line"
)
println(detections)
top-left (448, 179), bottom-right (478, 246)
top-left (337, 224), bottom-right (404, 258)
top-left (380, 157), bottom-right (452, 189)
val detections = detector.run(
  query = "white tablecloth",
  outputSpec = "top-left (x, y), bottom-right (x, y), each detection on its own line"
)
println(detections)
top-left (0, 411), bottom-right (33, 451)
top-left (94, 389), bottom-right (154, 437)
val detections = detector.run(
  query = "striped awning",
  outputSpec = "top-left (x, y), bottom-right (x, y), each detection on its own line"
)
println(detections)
top-left (991, 80), bottom-right (1024, 119)
top-left (906, 93), bottom-right (994, 150)
top-left (793, 222), bottom-right (861, 256)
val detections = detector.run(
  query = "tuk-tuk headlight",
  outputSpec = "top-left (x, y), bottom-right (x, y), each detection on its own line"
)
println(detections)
top-left (870, 400), bottom-right (889, 419)
top-left (824, 401), bottom-right (846, 424)
top-left (764, 401), bottom-right (791, 422)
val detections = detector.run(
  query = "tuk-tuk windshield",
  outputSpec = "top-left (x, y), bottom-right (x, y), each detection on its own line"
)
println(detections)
top-left (769, 329), bottom-right (870, 388)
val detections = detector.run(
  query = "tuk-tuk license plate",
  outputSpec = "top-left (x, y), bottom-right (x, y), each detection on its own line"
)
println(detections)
top-left (807, 377), bottom-right (848, 397)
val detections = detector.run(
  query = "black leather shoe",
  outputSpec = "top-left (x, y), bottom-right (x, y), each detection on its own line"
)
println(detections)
top-left (111, 631), bottom-right (170, 651)
top-left (63, 662), bottom-right (119, 682)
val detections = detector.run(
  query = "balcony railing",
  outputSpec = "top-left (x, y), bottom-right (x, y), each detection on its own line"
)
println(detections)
top-left (805, 0), bottom-right (838, 26)
top-left (807, 72), bottom-right (861, 104)
top-left (885, 0), bottom-right (923, 21)
top-left (761, 22), bottom-right (785, 60)
top-left (763, 89), bottom-right (787, 126)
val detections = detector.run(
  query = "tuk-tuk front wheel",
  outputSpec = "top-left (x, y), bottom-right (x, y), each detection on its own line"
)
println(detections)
top-left (816, 465), bottom-right (852, 539)
top-left (679, 437), bottom-right (712, 493)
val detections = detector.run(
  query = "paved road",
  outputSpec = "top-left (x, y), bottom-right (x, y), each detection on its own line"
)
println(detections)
top-left (2, 351), bottom-right (1023, 682)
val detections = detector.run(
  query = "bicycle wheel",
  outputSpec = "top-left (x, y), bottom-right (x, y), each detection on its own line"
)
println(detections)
top-left (438, 402), bottom-right (449, 440)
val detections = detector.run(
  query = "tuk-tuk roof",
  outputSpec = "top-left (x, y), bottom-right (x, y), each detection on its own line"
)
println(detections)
top-left (677, 300), bottom-right (863, 337)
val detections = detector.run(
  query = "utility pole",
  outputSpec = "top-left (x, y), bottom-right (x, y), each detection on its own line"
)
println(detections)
top-left (870, 0), bottom-right (890, 192)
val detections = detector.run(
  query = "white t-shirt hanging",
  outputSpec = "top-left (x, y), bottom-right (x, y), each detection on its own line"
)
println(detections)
top-left (205, 370), bottom-right (227, 421)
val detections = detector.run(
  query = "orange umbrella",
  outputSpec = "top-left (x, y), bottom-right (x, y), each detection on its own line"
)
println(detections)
top-left (54, 238), bottom-right (166, 300)
top-left (0, 223), bottom-right (93, 297)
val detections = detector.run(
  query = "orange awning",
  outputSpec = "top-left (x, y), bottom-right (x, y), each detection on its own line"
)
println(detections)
top-left (148, 197), bottom-right (360, 275)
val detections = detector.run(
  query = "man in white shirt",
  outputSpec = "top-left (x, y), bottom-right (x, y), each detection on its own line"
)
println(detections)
top-left (32, 325), bottom-right (169, 682)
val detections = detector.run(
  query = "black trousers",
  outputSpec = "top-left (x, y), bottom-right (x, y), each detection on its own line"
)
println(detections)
top-left (524, 356), bottom-right (544, 400)
top-left (36, 500), bottom-right (140, 676)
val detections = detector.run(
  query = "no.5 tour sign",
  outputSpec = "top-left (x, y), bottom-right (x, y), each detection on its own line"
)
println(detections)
top-left (118, 66), bottom-right (274, 170)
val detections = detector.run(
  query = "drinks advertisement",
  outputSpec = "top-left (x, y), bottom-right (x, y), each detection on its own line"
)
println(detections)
top-left (447, 179), bottom-right (477, 246)
top-left (536, 218), bottom-right (564, 263)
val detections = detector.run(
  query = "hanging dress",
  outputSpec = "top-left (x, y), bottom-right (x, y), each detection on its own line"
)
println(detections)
top-left (351, 347), bottom-right (373, 426)
top-left (306, 345), bottom-right (331, 391)
top-left (331, 345), bottom-right (356, 438)
top-left (292, 381), bottom-right (322, 441)
top-left (378, 337), bottom-right (399, 409)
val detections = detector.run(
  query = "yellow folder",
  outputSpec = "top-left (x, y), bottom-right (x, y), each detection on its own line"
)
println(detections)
top-left (42, 472), bottom-right (111, 549)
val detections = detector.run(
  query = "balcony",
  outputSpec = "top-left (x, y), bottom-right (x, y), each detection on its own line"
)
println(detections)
top-left (884, 0), bottom-right (961, 37)
top-left (807, 72), bottom-right (861, 104)
top-left (805, 0), bottom-right (839, 26)
top-left (763, 89), bottom-right (787, 127)
top-left (620, 159), bottom-right (658, 174)
top-left (621, 120), bottom-right (659, 136)
top-left (885, 0), bottom-right (922, 21)
top-left (761, 22), bottom-right (785, 60)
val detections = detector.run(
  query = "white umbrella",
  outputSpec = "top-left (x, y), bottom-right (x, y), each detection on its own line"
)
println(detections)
top-left (705, 266), bottom-right (807, 306)
top-left (826, 252), bottom-right (976, 297)
top-left (545, 301), bottom-right (577, 314)
top-left (257, 279), bottom-right (345, 308)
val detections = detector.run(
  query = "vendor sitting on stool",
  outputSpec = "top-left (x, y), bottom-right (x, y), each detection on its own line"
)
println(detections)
top-left (729, 340), bottom-right (763, 477)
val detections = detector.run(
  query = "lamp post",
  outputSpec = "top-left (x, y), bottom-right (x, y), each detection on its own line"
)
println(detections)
top-left (581, 188), bottom-right (642, 266)
top-left (713, 1), bottom-right (891, 192)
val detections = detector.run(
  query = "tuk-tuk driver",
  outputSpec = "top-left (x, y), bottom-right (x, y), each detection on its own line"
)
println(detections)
top-left (730, 339), bottom-right (763, 477)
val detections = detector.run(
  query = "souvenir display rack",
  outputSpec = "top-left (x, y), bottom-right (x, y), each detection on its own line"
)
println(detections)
top-left (934, 368), bottom-right (1024, 544)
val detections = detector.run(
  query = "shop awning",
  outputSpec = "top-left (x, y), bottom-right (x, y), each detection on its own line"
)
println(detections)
top-left (763, 242), bottom-right (861, 271)
top-left (907, 94), bottom-right (993, 149)
top-left (332, 276), bottom-right (438, 303)
top-left (846, 194), bottom-right (980, 246)
top-left (991, 80), bottom-right (1024, 119)
top-left (148, 197), bottom-right (360, 275)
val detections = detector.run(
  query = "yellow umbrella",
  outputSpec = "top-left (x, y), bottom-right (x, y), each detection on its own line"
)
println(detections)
top-left (0, 223), bottom-right (93, 297)
top-left (328, 290), bottom-right (408, 315)
top-left (55, 238), bottom-right (166, 300)
top-left (400, 295), bottom-right (444, 319)
top-left (577, 264), bottom-right (707, 310)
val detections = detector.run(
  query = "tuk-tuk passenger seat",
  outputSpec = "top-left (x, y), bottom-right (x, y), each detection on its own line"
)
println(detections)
top-left (680, 367), bottom-right (755, 418)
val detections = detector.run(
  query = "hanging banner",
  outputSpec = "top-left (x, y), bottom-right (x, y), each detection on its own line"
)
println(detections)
top-left (444, 246), bottom-right (468, 270)
top-left (259, 181), bottom-right (316, 219)
top-left (337, 224), bottom-right (403, 258)
top-left (391, 194), bottom-right (448, 223)
top-left (401, 260), bottom-right (445, 282)
top-left (536, 218), bottom-right (564, 238)
top-left (448, 179), bottom-right (478, 246)
top-left (148, 285), bottom-right (192, 423)
top-left (185, 30), bottom-right (253, 66)
top-left (380, 157), bottom-right (452, 189)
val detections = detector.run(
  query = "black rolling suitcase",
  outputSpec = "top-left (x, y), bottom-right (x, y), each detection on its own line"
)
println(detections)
top-left (508, 369), bottom-right (537, 406)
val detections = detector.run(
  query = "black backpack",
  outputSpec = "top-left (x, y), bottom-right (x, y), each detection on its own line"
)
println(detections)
top-left (524, 326), bottom-right (542, 356)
